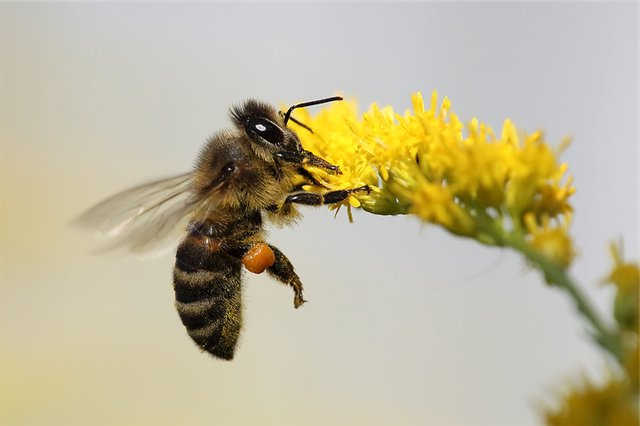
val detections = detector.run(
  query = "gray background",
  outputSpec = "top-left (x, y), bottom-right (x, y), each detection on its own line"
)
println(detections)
top-left (1, 3), bottom-right (637, 425)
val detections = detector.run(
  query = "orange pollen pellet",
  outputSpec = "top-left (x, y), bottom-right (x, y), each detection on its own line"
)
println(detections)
top-left (243, 243), bottom-right (276, 274)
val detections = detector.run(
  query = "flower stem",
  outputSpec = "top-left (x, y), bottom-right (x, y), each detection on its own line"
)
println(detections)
top-left (502, 229), bottom-right (624, 363)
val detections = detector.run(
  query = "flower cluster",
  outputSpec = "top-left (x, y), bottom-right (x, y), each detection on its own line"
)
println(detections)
top-left (293, 92), bottom-right (638, 424)
top-left (296, 91), bottom-right (575, 266)
top-left (545, 375), bottom-right (638, 426)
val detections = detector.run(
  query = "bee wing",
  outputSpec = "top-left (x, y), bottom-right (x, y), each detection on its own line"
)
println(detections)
top-left (73, 172), bottom-right (212, 256)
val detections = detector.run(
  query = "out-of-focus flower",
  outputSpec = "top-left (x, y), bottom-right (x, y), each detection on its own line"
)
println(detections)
top-left (524, 213), bottom-right (575, 270)
top-left (545, 376), bottom-right (639, 426)
top-left (604, 242), bottom-right (640, 334)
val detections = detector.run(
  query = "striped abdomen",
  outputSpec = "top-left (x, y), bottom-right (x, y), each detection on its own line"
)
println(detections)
top-left (173, 234), bottom-right (243, 360)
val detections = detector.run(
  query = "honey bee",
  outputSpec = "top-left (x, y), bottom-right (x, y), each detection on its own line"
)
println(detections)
top-left (75, 97), bottom-right (369, 360)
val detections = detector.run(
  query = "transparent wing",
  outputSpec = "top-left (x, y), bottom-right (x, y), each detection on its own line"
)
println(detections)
top-left (73, 173), bottom-right (211, 256)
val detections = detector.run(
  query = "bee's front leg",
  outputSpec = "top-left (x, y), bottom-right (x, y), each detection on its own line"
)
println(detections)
top-left (284, 185), bottom-right (371, 206)
top-left (275, 150), bottom-right (340, 174)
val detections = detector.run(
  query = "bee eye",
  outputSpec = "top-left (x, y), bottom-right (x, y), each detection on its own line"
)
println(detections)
top-left (246, 116), bottom-right (285, 146)
top-left (221, 162), bottom-right (236, 177)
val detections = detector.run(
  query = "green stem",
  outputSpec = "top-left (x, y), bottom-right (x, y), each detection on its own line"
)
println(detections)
top-left (487, 220), bottom-right (624, 363)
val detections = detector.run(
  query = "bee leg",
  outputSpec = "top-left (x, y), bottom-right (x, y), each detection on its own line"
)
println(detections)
top-left (274, 150), bottom-right (305, 164)
top-left (285, 185), bottom-right (371, 206)
top-left (265, 245), bottom-right (306, 309)
top-left (296, 167), bottom-right (325, 187)
top-left (275, 150), bottom-right (340, 174)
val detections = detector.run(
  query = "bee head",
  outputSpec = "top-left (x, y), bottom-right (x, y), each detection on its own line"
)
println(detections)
top-left (230, 100), bottom-right (303, 163)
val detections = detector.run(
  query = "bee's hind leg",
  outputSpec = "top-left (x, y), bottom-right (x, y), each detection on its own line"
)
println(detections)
top-left (226, 242), bottom-right (305, 309)
top-left (265, 245), bottom-right (306, 309)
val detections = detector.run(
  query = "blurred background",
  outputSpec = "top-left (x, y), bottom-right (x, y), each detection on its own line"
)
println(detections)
top-left (0, 3), bottom-right (637, 425)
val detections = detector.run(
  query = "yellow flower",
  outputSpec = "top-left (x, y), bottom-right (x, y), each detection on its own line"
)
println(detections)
top-left (623, 344), bottom-right (639, 392)
top-left (524, 213), bottom-right (575, 269)
top-left (606, 242), bottom-right (640, 293)
top-left (532, 161), bottom-right (575, 219)
top-left (294, 91), bottom-right (573, 247)
top-left (544, 375), bottom-right (639, 426)
top-left (410, 179), bottom-right (475, 237)
top-left (506, 131), bottom-right (561, 215)
top-left (604, 242), bottom-right (640, 334)
top-left (292, 97), bottom-right (378, 210)
top-left (292, 91), bottom-right (636, 421)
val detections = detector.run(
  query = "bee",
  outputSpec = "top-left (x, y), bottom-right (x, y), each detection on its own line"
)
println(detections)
top-left (75, 97), bottom-right (369, 360)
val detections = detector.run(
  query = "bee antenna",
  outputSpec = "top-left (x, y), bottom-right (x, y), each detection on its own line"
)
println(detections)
top-left (282, 96), bottom-right (343, 126)
top-left (285, 115), bottom-right (315, 134)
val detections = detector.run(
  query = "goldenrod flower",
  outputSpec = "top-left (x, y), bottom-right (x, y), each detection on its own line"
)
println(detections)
top-left (297, 91), bottom-right (574, 245)
top-left (605, 242), bottom-right (640, 294)
top-left (524, 213), bottom-right (575, 269)
top-left (545, 375), bottom-right (639, 426)
top-left (411, 179), bottom-right (475, 237)
top-left (604, 242), bottom-right (639, 335)
top-left (623, 344), bottom-right (639, 392)
top-left (295, 92), bottom-right (638, 422)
